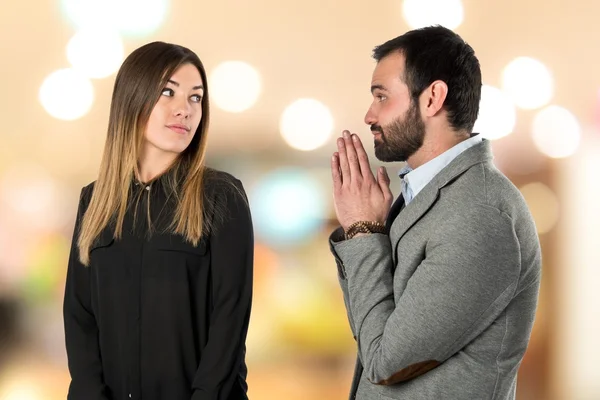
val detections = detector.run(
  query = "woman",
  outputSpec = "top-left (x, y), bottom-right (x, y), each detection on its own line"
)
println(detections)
top-left (63, 42), bottom-right (253, 400)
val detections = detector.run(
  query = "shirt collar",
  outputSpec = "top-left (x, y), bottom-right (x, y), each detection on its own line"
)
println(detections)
top-left (398, 134), bottom-right (483, 199)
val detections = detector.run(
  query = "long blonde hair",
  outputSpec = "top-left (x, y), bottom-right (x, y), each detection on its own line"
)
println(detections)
top-left (78, 42), bottom-right (212, 265)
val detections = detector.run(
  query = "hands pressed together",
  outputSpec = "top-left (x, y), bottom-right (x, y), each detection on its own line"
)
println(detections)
top-left (331, 130), bottom-right (393, 232)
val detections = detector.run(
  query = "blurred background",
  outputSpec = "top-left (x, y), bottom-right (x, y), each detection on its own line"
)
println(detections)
top-left (0, 0), bottom-right (599, 399)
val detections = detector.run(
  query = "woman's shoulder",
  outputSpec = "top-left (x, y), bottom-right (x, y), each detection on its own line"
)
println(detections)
top-left (201, 168), bottom-right (250, 230)
top-left (202, 167), bottom-right (250, 220)
top-left (79, 180), bottom-right (97, 204)
top-left (203, 167), bottom-right (245, 197)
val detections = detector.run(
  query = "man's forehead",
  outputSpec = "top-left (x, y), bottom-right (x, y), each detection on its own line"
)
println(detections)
top-left (372, 52), bottom-right (405, 85)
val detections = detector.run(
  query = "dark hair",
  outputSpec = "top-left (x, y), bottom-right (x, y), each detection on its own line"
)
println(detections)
top-left (373, 25), bottom-right (481, 133)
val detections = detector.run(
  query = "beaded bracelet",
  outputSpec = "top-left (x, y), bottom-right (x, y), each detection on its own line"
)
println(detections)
top-left (344, 220), bottom-right (386, 240)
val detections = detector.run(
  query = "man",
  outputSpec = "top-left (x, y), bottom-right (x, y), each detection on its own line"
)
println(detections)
top-left (329, 25), bottom-right (541, 399)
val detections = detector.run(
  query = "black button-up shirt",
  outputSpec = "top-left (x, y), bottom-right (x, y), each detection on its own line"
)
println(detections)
top-left (64, 170), bottom-right (253, 400)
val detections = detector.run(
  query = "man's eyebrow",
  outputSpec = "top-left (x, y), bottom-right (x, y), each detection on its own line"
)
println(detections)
top-left (371, 84), bottom-right (387, 94)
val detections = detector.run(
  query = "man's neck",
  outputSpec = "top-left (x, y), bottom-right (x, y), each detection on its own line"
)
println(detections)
top-left (406, 130), bottom-right (471, 169)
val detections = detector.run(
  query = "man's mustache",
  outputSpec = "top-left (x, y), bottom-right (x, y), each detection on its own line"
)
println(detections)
top-left (370, 125), bottom-right (383, 133)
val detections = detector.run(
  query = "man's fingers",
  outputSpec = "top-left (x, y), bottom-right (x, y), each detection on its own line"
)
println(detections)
top-left (343, 131), bottom-right (362, 181)
top-left (378, 166), bottom-right (390, 185)
top-left (331, 152), bottom-right (342, 188)
top-left (378, 167), bottom-right (393, 201)
top-left (337, 137), bottom-right (351, 183)
top-left (352, 134), bottom-right (374, 181)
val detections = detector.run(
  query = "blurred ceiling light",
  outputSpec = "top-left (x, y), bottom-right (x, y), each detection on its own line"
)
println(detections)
top-left (502, 57), bottom-right (554, 110)
top-left (532, 105), bottom-right (581, 158)
top-left (66, 27), bottom-right (124, 79)
top-left (209, 61), bottom-right (261, 113)
top-left (519, 182), bottom-right (560, 235)
top-left (280, 98), bottom-right (334, 151)
top-left (250, 168), bottom-right (326, 247)
top-left (0, 383), bottom-right (41, 400)
top-left (61, 0), bottom-right (168, 37)
top-left (39, 68), bottom-right (94, 121)
top-left (61, 0), bottom-right (109, 29)
top-left (473, 84), bottom-right (516, 140)
top-left (113, 0), bottom-right (169, 36)
top-left (402, 0), bottom-right (464, 30)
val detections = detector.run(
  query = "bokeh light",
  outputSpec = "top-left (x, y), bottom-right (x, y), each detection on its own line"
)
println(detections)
top-left (252, 243), bottom-right (280, 295)
top-left (2, 388), bottom-right (40, 400)
top-left (402, 0), bottom-right (464, 30)
top-left (37, 131), bottom-right (95, 177)
top-left (112, 0), bottom-right (169, 36)
top-left (519, 182), bottom-right (560, 235)
top-left (39, 68), bottom-right (94, 121)
top-left (61, 0), bottom-right (169, 37)
top-left (209, 61), bottom-right (261, 113)
top-left (271, 266), bottom-right (353, 354)
top-left (66, 27), bottom-right (124, 79)
top-left (61, 0), bottom-right (109, 29)
top-left (0, 164), bottom-right (74, 232)
top-left (280, 98), bottom-right (334, 151)
top-left (20, 234), bottom-right (71, 304)
top-left (0, 380), bottom-right (41, 400)
top-left (0, 224), bottom-right (29, 286)
top-left (473, 84), bottom-right (516, 140)
top-left (250, 168), bottom-right (326, 247)
top-left (0, 366), bottom-right (72, 400)
top-left (532, 105), bottom-right (581, 158)
top-left (490, 133), bottom-right (546, 176)
top-left (595, 88), bottom-right (600, 130)
top-left (502, 57), bottom-right (554, 110)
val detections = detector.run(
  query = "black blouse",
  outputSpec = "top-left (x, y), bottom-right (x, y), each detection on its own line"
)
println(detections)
top-left (63, 169), bottom-right (254, 400)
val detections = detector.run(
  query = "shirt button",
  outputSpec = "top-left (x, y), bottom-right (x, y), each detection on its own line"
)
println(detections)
top-left (129, 394), bottom-right (132, 398)
top-left (145, 186), bottom-right (150, 191)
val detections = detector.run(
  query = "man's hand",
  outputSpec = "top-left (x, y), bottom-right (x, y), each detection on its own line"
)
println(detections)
top-left (331, 130), bottom-right (393, 231)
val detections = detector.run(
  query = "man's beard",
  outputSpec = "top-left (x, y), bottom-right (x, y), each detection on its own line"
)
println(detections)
top-left (372, 101), bottom-right (426, 162)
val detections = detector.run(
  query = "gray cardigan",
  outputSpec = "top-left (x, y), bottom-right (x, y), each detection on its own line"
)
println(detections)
top-left (330, 140), bottom-right (541, 400)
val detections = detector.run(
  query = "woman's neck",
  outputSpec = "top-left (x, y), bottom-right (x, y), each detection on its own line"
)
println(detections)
top-left (138, 146), bottom-right (178, 183)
